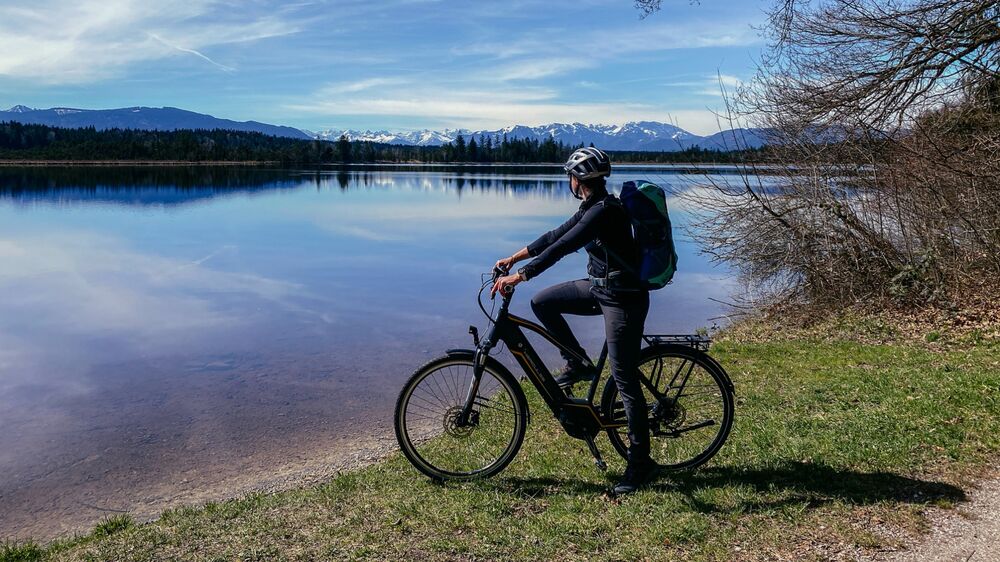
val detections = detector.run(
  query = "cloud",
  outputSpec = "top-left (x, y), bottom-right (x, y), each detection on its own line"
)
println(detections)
top-left (0, 0), bottom-right (300, 83)
top-left (319, 77), bottom-right (409, 94)
top-left (697, 73), bottom-right (744, 97)
top-left (147, 33), bottom-right (236, 73)
top-left (0, 231), bottom-right (303, 339)
top-left (286, 17), bottom-right (758, 134)
top-left (489, 57), bottom-right (593, 82)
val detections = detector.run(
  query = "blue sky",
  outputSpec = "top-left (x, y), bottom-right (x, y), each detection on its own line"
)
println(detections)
top-left (0, 0), bottom-right (767, 135)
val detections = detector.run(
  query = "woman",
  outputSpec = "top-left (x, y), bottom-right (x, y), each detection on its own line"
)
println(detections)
top-left (491, 147), bottom-right (654, 495)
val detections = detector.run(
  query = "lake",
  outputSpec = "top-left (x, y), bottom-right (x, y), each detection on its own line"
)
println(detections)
top-left (0, 164), bottom-right (740, 539)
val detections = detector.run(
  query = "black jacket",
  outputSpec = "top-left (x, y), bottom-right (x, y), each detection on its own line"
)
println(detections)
top-left (520, 189), bottom-right (641, 289)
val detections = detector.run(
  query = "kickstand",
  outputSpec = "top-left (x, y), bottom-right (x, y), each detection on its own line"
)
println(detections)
top-left (584, 436), bottom-right (607, 471)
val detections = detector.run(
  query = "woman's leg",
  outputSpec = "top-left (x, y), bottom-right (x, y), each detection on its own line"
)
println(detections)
top-left (530, 279), bottom-right (601, 367)
top-left (599, 290), bottom-right (651, 462)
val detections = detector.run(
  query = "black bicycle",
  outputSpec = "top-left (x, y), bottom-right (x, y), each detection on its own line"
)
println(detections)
top-left (393, 268), bottom-right (735, 481)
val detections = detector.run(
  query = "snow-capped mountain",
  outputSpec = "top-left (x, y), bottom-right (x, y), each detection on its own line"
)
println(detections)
top-left (307, 128), bottom-right (462, 146)
top-left (310, 121), bottom-right (763, 151)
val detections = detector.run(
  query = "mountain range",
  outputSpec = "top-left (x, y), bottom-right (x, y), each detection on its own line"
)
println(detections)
top-left (1, 105), bottom-right (312, 140)
top-left (2, 105), bottom-right (768, 151)
top-left (306, 122), bottom-right (769, 151)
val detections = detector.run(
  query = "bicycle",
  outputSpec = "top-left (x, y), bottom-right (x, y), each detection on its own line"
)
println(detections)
top-left (393, 267), bottom-right (735, 481)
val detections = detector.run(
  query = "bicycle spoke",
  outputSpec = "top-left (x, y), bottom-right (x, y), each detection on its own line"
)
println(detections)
top-left (660, 419), bottom-right (716, 436)
top-left (674, 360), bottom-right (697, 398)
top-left (665, 358), bottom-right (687, 389)
top-left (474, 396), bottom-right (515, 414)
top-left (649, 356), bottom-right (664, 390)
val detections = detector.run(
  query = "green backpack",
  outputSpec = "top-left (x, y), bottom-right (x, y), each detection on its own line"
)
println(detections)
top-left (618, 180), bottom-right (678, 289)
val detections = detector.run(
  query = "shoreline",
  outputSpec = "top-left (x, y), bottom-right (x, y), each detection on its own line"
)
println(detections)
top-left (1, 427), bottom-right (400, 543)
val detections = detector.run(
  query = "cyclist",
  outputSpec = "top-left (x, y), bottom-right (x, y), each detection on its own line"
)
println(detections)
top-left (491, 147), bottom-right (653, 495)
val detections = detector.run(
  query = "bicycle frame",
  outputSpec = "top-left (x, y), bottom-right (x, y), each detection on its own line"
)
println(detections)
top-left (459, 288), bottom-right (626, 442)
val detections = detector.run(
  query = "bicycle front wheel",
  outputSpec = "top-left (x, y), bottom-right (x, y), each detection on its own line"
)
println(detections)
top-left (602, 345), bottom-right (734, 470)
top-left (394, 354), bottom-right (528, 481)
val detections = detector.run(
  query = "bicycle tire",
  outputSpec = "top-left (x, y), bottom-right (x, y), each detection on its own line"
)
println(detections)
top-left (394, 353), bottom-right (529, 481)
top-left (601, 345), bottom-right (734, 470)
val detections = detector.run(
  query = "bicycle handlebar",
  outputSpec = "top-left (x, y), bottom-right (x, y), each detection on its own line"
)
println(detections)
top-left (490, 266), bottom-right (515, 298)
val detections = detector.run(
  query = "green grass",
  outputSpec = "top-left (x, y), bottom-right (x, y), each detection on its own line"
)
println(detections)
top-left (90, 515), bottom-right (133, 539)
top-left (0, 542), bottom-right (45, 562)
top-left (14, 338), bottom-right (1000, 561)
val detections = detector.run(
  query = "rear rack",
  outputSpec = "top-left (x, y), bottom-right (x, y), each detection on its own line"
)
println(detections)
top-left (643, 334), bottom-right (712, 351)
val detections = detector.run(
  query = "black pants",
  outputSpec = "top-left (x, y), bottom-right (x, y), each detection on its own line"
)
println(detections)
top-left (530, 279), bottom-right (651, 460)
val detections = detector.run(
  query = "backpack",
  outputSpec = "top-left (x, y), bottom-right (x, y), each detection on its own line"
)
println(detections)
top-left (617, 180), bottom-right (678, 289)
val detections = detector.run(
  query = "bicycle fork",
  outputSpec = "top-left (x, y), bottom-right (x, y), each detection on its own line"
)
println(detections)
top-left (457, 333), bottom-right (489, 427)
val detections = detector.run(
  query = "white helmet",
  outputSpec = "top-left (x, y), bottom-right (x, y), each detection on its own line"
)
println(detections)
top-left (563, 147), bottom-right (611, 180)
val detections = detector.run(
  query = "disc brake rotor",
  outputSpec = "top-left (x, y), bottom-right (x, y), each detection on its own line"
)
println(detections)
top-left (443, 406), bottom-right (479, 438)
top-left (653, 397), bottom-right (686, 431)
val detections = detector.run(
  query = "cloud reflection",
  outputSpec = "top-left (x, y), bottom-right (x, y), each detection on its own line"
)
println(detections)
top-left (0, 231), bottom-right (303, 398)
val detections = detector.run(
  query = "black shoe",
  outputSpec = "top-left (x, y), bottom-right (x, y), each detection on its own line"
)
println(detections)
top-left (612, 458), bottom-right (656, 496)
top-left (553, 363), bottom-right (597, 387)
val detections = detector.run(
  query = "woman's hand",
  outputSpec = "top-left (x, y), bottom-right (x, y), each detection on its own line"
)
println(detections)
top-left (495, 256), bottom-right (515, 273)
top-left (491, 273), bottom-right (522, 298)
top-left (495, 247), bottom-right (530, 273)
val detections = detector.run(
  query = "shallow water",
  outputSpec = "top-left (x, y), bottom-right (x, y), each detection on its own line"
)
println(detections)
top-left (0, 164), bottom-right (740, 538)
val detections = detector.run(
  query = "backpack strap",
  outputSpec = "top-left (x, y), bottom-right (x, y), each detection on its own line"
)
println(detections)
top-left (592, 196), bottom-right (643, 290)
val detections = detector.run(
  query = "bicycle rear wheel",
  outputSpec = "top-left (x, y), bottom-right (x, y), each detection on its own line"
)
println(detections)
top-left (394, 354), bottom-right (528, 481)
top-left (601, 345), bottom-right (734, 470)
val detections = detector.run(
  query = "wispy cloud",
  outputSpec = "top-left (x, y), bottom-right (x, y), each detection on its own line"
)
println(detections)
top-left (698, 74), bottom-right (745, 97)
top-left (320, 78), bottom-right (409, 94)
top-left (147, 33), bottom-right (236, 73)
top-left (0, 0), bottom-right (300, 83)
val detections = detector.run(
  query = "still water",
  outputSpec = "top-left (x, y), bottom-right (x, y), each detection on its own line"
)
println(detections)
top-left (0, 165), bottom-right (739, 538)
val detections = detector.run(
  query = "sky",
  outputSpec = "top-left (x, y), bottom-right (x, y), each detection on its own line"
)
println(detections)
top-left (0, 0), bottom-right (768, 135)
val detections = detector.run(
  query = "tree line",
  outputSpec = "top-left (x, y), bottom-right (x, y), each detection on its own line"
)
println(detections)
top-left (0, 121), bottom-right (750, 164)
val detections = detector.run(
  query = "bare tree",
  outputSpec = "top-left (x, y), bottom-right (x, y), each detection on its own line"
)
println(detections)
top-left (754, 0), bottom-right (999, 129)
top-left (678, 0), bottom-right (1000, 309)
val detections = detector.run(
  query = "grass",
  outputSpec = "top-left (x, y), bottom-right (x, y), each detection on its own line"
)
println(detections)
top-left (90, 515), bottom-right (133, 539)
top-left (8, 337), bottom-right (1000, 561)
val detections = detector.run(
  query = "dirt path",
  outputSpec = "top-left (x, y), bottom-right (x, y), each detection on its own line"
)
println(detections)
top-left (877, 472), bottom-right (1000, 562)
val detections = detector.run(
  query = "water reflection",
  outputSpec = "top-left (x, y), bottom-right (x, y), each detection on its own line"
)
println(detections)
top-left (0, 164), bottom-right (761, 205)
top-left (0, 165), bottom-right (737, 539)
